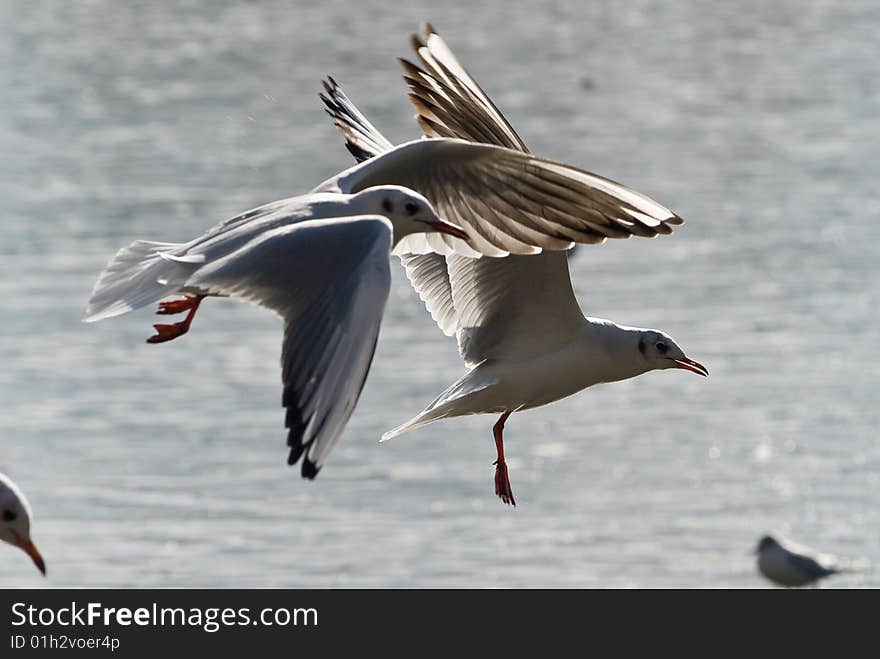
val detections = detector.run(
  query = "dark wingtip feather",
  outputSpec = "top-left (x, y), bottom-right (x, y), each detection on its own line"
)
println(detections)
top-left (397, 57), bottom-right (427, 78)
top-left (285, 392), bottom-right (309, 467)
top-left (287, 442), bottom-right (305, 466)
top-left (302, 459), bottom-right (321, 480)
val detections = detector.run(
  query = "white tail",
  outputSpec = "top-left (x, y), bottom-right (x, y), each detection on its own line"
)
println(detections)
top-left (381, 367), bottom-right (499, 441)
top-left (83, 240), bottom-right (195, 322)
top-left (381, 405), bottom-right (453, 442)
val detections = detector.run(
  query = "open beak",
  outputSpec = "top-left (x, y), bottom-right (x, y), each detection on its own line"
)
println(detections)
top-left (671, 357), bottom-right (708, 377)
top-left (428, 218), bottom-right (469, 241)
top-left (14, 534), bottom-right (46, 576)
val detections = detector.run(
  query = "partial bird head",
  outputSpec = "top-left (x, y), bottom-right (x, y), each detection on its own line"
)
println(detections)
top-left (354, 186), bottom-right (468, 244)
top-left (755, 535), bottom-right (780, 554)
top-left (637, 330), bottom-right (708, 377)
top-left (0, 473), bottom-right (45, 576)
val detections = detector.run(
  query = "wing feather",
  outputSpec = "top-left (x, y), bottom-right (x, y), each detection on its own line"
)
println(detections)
top-left (323, 138), bottom-right (683, 254)
top-left (186, 216), bottom-right (392, 477)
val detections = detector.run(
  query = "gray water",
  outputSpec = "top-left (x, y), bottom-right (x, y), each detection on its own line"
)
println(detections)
top-left (1, 0), bottom-right (878, 587)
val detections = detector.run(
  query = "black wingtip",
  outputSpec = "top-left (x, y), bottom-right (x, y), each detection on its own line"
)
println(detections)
top-left (301, 459), bottom-right (321, 480)
top-left (320, 77), bottom-right (340, 97)
top-left (287, 448), bottom-right (303, 466)
top-left (409, 32), bottom-right (425, 52)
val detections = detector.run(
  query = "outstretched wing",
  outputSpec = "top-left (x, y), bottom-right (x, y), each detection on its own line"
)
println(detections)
top-left (400, 22), bottom-right (529, 151)
top-left (394, 25), bottom-right (590, 364)
top-left (321, 138), bottom-right (682, 257)
top-left (187, 216), bottom-right (392, 478)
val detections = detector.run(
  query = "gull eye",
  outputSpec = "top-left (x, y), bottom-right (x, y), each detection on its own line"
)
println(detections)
top-left (404, 201), bottom-right (419, 216)
top-left (656, 342), bottom-right (668, 355)
top-left (382, 199), bottom-right (393, 213)
top-left (2, 509), bottom-right (16, 522)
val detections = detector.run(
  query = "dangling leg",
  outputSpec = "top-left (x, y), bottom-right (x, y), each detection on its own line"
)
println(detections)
top-left (492, 410), bottom-right (515, 506)
top-left (147, 294), bottom-right (206, 344)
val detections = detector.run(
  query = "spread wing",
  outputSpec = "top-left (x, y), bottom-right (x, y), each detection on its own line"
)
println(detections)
top-left (400, 22), bottom-right (529, 152)
top-left (397, 25), bottom-right (588, 362)
top-left (187, 216), bottom-right (392, 477)
top-left (324, 138), bottom-right (683, 258)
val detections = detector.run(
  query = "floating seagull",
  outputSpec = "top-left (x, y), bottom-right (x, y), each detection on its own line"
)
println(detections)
top-left (0, 472), bottom-right (45, 576)
top-left (756, 534), bottom-right (863, 588)
top-left (321, 24), bottom-right (706, 504)
top-left (84, 187), bottom-right (467, 477)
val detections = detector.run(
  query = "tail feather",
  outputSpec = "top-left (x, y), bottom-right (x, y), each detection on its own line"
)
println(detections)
top-left (83, 240), bottom-right (193, 322)
top-left (381, 405), bottom-right (454, 442)
top-left (381, 367), bottom-right (498, 441)
top-left (832, 560), bottom-right (868, 575)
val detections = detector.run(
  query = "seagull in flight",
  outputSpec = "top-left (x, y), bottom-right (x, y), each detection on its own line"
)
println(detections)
top-left (84, 186), bottom-right (467, 477)
top-left (320, 23), bottom-right (707, 504)
top-left (0, 472), bottom-right (46, 576)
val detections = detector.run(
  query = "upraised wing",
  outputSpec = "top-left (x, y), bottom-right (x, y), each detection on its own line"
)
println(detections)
top-left (319, 137), bottom-right (682, 258)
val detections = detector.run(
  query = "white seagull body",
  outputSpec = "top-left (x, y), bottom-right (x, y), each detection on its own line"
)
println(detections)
top-left (84, 186), bottom-right (468, 477)
top-left (756, 535), bottom-right (864, 588)
top-left (321, 24), bottom-right (707, 504)
top-left (0, 472), bottom-right (45, 576)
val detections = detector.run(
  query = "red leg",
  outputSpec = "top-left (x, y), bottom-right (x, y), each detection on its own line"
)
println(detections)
top-left (147, 295), bottom-right (206, 344)
top-left (156, 297), bottom-right (201, 315)
top-left (493, 410), bottom-right (516, 506)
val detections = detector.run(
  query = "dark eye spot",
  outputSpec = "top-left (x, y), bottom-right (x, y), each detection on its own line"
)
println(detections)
top-left (638, 339), bottom-right (646, 355)
top-left (2, 509), bottom-right (16, 522)
top-left (382, 199), bottom-right (393, 213)
top-left (656, 342), bottom-right (668, 355)
top-left (404, 201), bottom-right (419, 216)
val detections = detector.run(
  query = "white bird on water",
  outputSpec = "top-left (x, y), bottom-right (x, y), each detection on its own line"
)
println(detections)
top-left (84, 186), bottom-right (467, 477)
top-left (756, 535), bottom-right (864, 588)
top-left (0, 472), bottom-right (46, 576)
top-left (321, 23), bottom-right (707, 504)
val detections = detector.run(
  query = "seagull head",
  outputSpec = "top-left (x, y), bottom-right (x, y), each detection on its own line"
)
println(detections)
top-left (355, 186), bottom-right (468, 245)
top-left (0, 473), bottom-right (45, 576)
top-left (755, 535), bottom-right (780, 554)
top-left (637, 330), bottom-right (708, 377)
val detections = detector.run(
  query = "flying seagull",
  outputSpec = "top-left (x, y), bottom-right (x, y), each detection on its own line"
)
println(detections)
top-left (320, 23), bottom-right (706, 504)
top-left (0, 472), bottom-right (46, 576)
top-left (84, 186), bottom-right (467, 477)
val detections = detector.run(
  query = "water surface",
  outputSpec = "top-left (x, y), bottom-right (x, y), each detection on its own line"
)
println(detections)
top-left (1, 0), bottom-right (877, 587)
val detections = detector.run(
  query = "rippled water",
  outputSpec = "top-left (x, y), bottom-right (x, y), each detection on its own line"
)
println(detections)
top-left (1, 0), bottom-right (878, 587)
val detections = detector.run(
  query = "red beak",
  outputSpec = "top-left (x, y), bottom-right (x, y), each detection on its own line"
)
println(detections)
top-left (14, 534), bottom-right (46, 576)
top-left (671, 357), bottom-right (708, 377)
top-left (428, 219), bottom-right (469, 240)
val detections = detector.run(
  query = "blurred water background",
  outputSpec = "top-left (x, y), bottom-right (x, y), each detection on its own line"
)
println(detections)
top-left (1, 0), bottom-right (878, 587)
